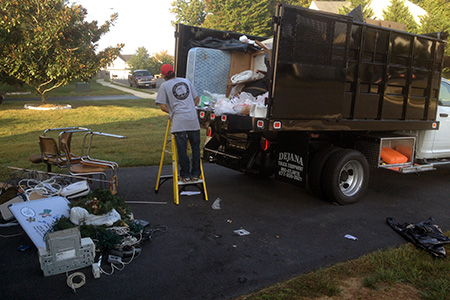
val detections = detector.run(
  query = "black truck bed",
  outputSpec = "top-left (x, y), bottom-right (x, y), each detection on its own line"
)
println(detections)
top-left (177, 4), bottom-right (447, 132)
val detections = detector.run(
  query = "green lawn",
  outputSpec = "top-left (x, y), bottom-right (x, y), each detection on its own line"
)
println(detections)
top-left (237, 242), bottom-right (450, 300)
top-left (1, 79), bottom-right (129, 99)
top-left (0, 99), bottom-right (171, 181)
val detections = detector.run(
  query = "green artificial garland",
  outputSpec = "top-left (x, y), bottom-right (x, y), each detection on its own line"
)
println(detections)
top-left (69, 188), bottom-right (132, 220)
top-left (50, 189), bottom-right (137, 252)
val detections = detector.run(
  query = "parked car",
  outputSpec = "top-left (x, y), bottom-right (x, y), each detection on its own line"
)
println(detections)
top-left (128, 70), bottom-right (156, 88)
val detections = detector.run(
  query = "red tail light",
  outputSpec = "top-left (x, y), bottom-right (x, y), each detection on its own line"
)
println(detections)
top-left (273, 121), bottom-right (282, 130)
top-left (206, 126), bottom-right (212, 137)
top-left (260, 138), bottom-right (270, 151)
top-left (210, 113), bottom-right (216, 120)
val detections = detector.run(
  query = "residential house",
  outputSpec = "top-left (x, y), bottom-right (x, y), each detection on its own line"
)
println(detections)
top-left (103, 54), bottom-right (132, 80)
top-left (309, 1), bottom-right (350, 14)
top-left (309, 0), bottom-right (426, 24)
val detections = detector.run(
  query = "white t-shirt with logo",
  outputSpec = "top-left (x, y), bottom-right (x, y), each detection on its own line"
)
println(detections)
top-left (155, 77), bottom-right (200, 133)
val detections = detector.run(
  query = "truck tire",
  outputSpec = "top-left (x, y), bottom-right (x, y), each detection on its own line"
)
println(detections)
top-left (322, 149), bottom-right (369, 205)
top-left (308, 146), bottom-right (341, 199)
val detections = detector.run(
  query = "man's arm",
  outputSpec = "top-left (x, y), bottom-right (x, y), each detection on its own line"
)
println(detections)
top-left (159, 104), bottom-right (169, 113)
top-left (194, 96), bottom-right (199, 106)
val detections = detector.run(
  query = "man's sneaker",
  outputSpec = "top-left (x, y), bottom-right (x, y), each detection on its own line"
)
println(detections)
top-left (191, 176), bottom-right (199, 181)
top-left (180, 177), bottom-right (191, 183)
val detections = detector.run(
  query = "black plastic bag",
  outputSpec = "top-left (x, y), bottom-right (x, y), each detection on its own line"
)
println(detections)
top-left (386, 217), bottom-right (450, 257)
top-left (189, 37), bottom-right (261, 53)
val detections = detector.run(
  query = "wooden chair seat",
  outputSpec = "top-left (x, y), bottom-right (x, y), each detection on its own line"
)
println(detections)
top-left (29, 153), bottom-right (43, 164)
top-left (71, 163), bottom-right (106, 174)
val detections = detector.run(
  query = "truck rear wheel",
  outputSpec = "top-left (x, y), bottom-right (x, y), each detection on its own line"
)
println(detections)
top-left (322, 149), bottom-right (369, 205)
top-left (308, 146), bottom-right (340, 199)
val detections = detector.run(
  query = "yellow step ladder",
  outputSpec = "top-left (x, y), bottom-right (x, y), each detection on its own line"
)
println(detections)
top-left (155, 119), bottom-right (208, 205)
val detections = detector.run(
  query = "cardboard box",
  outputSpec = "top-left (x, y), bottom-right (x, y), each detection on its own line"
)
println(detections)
top-left (228, 52), bottom-right (252, 85)
top-left (228, 50), bottom-right (269, 85)
top-left (365, 19), bottom-right (406, 31)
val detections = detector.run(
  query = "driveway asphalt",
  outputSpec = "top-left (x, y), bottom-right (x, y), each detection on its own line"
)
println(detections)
top-left (1, 163), bottom-right (450, 300)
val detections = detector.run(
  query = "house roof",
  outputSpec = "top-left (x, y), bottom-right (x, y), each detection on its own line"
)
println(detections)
top-left (120, 54), bottom-right (133, 62)
top-left (310, 0), bottom-right (426, 24)
top-left (309, 1), bottom-right (350, 14)
top-left (369, 0), bottom-right (426, 23)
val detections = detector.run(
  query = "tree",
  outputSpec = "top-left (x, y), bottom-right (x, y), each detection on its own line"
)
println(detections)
top-left (128, 48), bottom-right (174, 75)
top-left (0, 0), bottom-right (123, 104)
top-left (148, 50), bottom-right (174, 75)
top-left (383, 0), bottom-right (418, 33)
top-left (170, 0), bottom-right (206, 26)
top-left (170, 0), bottom-right (311, 36)
top-left (417, 0), bottom-right (450, 34)
top-left (338, 0), bottom-right (375, 19)
top-left (202, 0), bottom-right (311, 36)
top-left (127, 47), bottom-right (152, 71)
top-left (416, 0), bottom-right (450, 58)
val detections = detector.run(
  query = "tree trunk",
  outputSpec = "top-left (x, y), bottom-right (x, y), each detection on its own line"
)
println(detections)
top-left (40, 93), bottom-right (47, 105)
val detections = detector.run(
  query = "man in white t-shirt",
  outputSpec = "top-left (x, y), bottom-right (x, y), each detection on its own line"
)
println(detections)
top-left (155, 64), bottom-right (201, 182)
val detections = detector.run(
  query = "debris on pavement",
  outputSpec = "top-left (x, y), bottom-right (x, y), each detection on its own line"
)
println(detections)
top-left (180, 191), bottom-right (201, 196)
top-left (212, 198), bottom-right (221, 210)
top-left (344, 234), bottom-right (358, 241)
top-left (234, 229), bottom-right (250, 236)
top-left (387, 217), bottom-right (450, 257)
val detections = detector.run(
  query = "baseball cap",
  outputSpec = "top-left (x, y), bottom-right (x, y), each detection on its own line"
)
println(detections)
top-left (161, 64), bottom-right (174, 77)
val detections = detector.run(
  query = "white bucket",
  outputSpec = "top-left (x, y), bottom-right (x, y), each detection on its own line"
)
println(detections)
top-left (250, 104), bottom-right (267, 118)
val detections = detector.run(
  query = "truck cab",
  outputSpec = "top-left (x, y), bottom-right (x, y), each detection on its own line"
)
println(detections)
top-left (416, 78), bottom-right (450, 160)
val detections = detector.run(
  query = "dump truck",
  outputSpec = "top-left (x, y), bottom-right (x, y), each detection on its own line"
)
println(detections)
top-left (173, 4), bottom-right (450, 204)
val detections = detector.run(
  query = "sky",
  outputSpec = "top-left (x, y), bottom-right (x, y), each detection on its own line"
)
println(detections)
top-left (73, 0), bottom-right (176, 56)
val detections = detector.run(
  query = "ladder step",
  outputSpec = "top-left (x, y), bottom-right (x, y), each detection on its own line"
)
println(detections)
top-left (178, 179), bottom-right (203, 185)
top-left (155, 119), bottom-right (208, 204)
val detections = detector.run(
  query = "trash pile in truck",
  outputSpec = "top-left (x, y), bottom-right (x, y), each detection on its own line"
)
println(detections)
top-left (187, 35), bottom-right (273, 117)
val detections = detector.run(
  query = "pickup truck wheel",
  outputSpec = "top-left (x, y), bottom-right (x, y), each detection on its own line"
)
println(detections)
top-left (308, 146), bottom-right (340, 199)
top-left (322, 149), bottom-right (369, 205)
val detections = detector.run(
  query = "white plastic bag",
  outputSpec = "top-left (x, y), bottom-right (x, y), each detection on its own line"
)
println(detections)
top-left (214, 99), bottom-right (235, 116)
top-left (230, 70), bottom-right (265, 84)
top-left (70, 206), bottom-right (121, 226)
top-left (255, 92), bottom-right (269, 106)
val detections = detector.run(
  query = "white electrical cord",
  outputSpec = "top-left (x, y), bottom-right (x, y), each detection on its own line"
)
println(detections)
top-left (66, 272), bottom-right (86, 292)
top-left (18, 176), bottom-right (64, 199)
